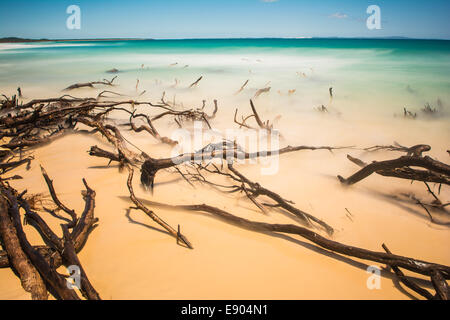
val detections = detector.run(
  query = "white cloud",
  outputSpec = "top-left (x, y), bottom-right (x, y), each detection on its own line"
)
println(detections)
top-left (330, 12), bottom-right (348, 19)
top-left (261, 0), bottom-right (279, 3)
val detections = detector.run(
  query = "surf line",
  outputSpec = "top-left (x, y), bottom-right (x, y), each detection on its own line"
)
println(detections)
top-left (180, 304), bottom-right (215, 318)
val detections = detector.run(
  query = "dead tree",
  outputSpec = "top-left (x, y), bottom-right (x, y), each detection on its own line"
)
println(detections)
top-left (0, 168), bottom-right (100, 300)
top-left (189, 76), bottom-right (203, 88)
top-left (364, 142), bottom-right (431, 156)
top-left (176, 162), bottom-right (334, 235)
top-left (403, 107), bottom-right (417, 119)
top-left (1, 89), bottom-right (448, 300)
top-left (338, 145), bottom-right (450, 186)
top-left (135, 195), bottom-right (450, 299)
top-left (422, 103), bottom-right (438, 115)
top-left (254, 87), bottom-right (270, 98)
top-left (129, 112), bottom-right (178, 146)
top-left (127, 166), bottom-right (193, 249)
top-left (316, 105), bottom-right (329, 113)
top-left (234, 99), bottom-right (274, 131)
top-left (235, 80), bottom-right (249, 95)
top-left (338, 145), bottom-right (449, 227)
top-left (63, 76), bottom-right (117, 91)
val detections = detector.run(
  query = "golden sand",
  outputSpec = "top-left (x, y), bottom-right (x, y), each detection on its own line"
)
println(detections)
top-left (0, 83), bottom-right (449, 300)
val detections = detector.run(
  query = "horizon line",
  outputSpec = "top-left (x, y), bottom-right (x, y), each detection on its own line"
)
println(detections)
top-left (1, 36), bottom-right (450, 42)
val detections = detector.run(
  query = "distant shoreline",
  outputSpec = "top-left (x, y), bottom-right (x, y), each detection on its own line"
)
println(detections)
top-left (0, 37), bottom-right (149, 43)
top-left (1, 36), bottom-right (449, 43)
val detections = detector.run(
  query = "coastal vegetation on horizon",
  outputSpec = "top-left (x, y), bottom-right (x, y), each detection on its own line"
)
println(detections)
top-left (3, 36), bottom-right (450, 44)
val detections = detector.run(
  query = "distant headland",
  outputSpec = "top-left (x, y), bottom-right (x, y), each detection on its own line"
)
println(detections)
top-left (1, 36), bottom-right (448, 43)
top-left (0, 37), bottom-right (148, 43)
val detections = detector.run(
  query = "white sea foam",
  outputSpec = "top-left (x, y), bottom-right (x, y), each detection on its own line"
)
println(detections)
top-left (0, 43), bottom-right (96, 51)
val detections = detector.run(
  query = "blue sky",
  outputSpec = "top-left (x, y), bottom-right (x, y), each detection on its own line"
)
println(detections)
top-left (1, 0), bottom-right (449, 39)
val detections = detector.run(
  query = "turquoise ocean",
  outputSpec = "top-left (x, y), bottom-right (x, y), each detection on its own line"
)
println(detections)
top-left (1, 39), bottom-right (449, 114)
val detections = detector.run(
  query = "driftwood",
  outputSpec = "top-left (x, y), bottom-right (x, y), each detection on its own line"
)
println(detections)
top-left (0, 194), bottom-right (48, 299)
top-left (155, 93), bottom-right (218, 129)
top-left (382, 244), bottom-right (436, 300)
top-left (338, 145), bottom-right (450, 186)
top-left (129, 112), bottom-right (178, 146)
top-left (234, 99), bottom-right (274, 131)
top-left (188, 76), bottom-right (203, 88)
top-left (422, 103), bottom-right (438, 115)
top-left (1, 88), bottom-right (448, 300)
top-left (338, 145), bottom-right (449, 229)
top-left (235, 79), bottom-right (249, 95)
top-left (63, 76), bottom-right (117, 91)
top-left (316, 105), bottom-right (329, 113)
top-left (135, 197), bottom-right (450, 300)
top-left (403, 108), bottom-right (417, 119)
top-left (0, 167), bottom-right (100, 300)
top-left (254, 87), bottom-right (270, 98)
top-left (364, 142), bottom-right (431, 156)
top-left (106, 68), bottom-right (119, 74)
top-left (0, 94), bottom-right (18, 110)
top-left (135, 143), bottom-right (351, 193)
top-left (178, 162), bottom-right (334, 235)
top-left (0, 156), bottom-right (33, 174)
top-left (88, 140), bottom-right (349, 197)
top-left (127, 166), bottom-right (192, 249)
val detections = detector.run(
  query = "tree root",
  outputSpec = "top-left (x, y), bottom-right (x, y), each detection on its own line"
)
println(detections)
top-left (63, 76), bottom-right (117, 91)
top-left (338, 153), bottom-right (450, 186)
top-left (137, 197), bottom-right (450, 299)
top-left (0, 168), bottom-right (100, 300)
top-left (1, 89), bottom-right (448, 300)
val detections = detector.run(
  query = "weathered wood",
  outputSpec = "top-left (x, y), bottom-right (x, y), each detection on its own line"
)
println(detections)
top-left (188, 76), bottom-right (203, 88)
top-left (2, 185), bottom-right (80, 300)
top-left (345, 154), bottom-right (450, 185)
top-left (0, 169), bottom-right (100, 300)
top-left (382, 243), bottom-right (435, 300)
top-left (40, 166), bottom-right (77, 227)
top-left (431, 269), bottom-right (450, 300)
top-left (61, 225), bottom-right (101, 300)
top-left (0, 194), bottom-right (48, 300)
top-left (2, 90), bottom-right (448, 300)
top-left (64, 76), bottom-right (117, 91)
top-left (235, 79), bottom-right (249, 95)
top-left (127, 167), bottom-right (193, 249)
top-left (144, 199), bottom-right (450, 280)
top-left (338, 155), bottom-right (450, 185)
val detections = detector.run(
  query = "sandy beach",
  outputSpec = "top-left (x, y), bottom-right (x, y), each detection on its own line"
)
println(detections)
top-left (0, 39), bottom-right (449, 300)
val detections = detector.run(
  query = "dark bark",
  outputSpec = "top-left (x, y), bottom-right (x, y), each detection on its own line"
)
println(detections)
top-left (0, 195), bottom-right (48, 299)
top-left (127, 167), bottom-right (193, 249)
top-left (0, 168), bottom-right (100, 300)
top-left (338, 155), bottom-right (450, 186)
top-left (142, 199), bottom-right (450, 279)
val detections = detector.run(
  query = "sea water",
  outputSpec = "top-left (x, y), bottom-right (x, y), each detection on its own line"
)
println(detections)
top-left (0, 38), bottom-right (449, 148)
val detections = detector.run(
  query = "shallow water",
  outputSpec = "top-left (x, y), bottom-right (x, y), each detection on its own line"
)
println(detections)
top-left (1, 39), bottom-right (450, 115)
top-left (0, 39), bottom-right (449, 300)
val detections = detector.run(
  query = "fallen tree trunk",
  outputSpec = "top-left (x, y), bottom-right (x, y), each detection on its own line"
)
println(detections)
top-left (0, 169), bottom-right (100, 300)
top-left (338, 155), bottom-right (450, 186)
top-left (63, 76), bottom-right (117, 91)
top-left (140, 199), bottom-right (450, 281)
top-left (127, 167), bottom-right (193, 249)
top-left (1, 184), bottom-right (80, 300)
top-left (2, 90), bottom-right (448, 300)
top-left (0, 195), bottom-right (48, 300)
